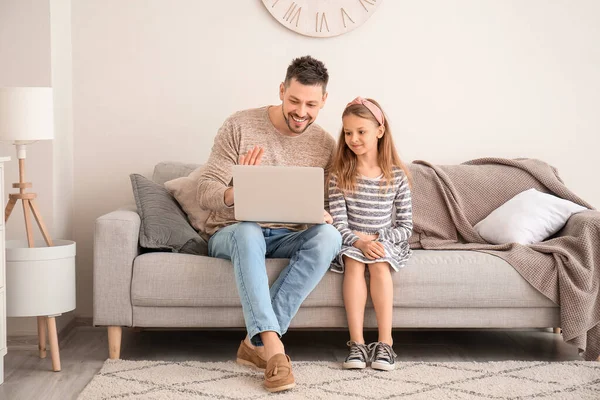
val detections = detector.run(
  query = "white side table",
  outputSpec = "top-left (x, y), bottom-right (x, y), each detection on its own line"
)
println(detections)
top-left (5, 240), bottom-right (76, 372)
top-left (0, 157), bottom-right (10, 384)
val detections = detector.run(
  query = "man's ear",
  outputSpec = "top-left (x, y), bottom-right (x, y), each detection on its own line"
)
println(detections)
top-left (279, 83), bottom-right (285, 101)
top-left (321, 91), bottom-right (328, 108)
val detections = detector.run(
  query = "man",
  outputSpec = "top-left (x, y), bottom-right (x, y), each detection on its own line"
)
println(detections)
top-left (197, 56), bottom-right (342, 392)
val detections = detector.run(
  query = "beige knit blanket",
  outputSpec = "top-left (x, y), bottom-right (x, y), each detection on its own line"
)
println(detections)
top-left (407, 158), bottom-right (600, 361)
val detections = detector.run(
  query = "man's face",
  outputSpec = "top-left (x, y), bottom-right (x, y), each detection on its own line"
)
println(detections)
top-left (279, 78), bottom-right (328, 134)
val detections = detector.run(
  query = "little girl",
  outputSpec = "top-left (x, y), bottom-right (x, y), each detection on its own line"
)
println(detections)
top-left (329, 97), bottom-right (413, 371)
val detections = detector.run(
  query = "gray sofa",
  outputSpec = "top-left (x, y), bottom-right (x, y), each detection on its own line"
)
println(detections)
top-left (93, 162), bottom-right (559, 359)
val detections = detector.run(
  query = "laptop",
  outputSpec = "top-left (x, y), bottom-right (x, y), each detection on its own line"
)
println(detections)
top-left (232, 165), bottom-right (324, 224)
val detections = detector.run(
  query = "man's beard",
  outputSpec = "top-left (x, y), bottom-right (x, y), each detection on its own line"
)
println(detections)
top-left (282, 108), bottom-right (313, 134)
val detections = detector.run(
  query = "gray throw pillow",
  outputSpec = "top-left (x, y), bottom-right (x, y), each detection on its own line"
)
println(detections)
top-left (130, 174), bottom-right (208, 255)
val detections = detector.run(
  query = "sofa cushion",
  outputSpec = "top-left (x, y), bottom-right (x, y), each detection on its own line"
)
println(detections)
top-left (164, 165), bottom-right (211, 235)
top-left (130, 250), bottom-right (556, 309)
top-left (130, 174), bottom-right (208, 255)
top-left (152, 161), bottom-right (201, 185)
top-left (474, 188), bottom-right (588, 245)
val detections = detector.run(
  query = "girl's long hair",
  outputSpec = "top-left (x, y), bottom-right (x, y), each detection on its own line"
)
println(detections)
top-left (332, 98), bottom-right (411, 193)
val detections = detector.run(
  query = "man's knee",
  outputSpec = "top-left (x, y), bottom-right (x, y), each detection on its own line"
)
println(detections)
top-left (305, 224), bottom-right (342, 264)
top-left (231, 222), bottom-right (263, 240)
top-left (312, 224), bottom-right (342, 252)
top-left (229, 222), bottom-right (266, 254)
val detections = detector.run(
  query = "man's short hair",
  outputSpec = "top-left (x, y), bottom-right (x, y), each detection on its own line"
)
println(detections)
top-left (284, 56), bottom-right (329, 93)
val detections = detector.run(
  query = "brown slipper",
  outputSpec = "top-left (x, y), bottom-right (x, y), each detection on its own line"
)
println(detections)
top-left (236, 340), bottom-right (267, 370)
top-left (264, 353), bottom-right (295, 393)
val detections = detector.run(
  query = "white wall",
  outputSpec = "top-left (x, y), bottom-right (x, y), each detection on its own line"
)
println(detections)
top-left (50, 0), bottom-right (73, 243)
top-left (65, 0), bottom-right (597, 318)
top-left (48, 0), bottom-right (74, 332)
top-left (0, 0), bottom-right (74, 335)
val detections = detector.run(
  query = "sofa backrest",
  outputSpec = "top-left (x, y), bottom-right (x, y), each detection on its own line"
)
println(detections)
top-left (152, 161), bottom-right (201, 185)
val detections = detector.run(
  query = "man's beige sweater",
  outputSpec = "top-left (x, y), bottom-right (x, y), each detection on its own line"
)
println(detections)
top-left (197, 106), bottom-right (336, 237)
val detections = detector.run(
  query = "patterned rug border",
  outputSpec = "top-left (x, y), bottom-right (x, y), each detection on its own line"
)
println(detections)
top-left (78, 359), bottom-right (600, 400)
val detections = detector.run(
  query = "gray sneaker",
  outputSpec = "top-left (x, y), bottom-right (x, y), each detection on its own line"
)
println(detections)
top-left (342, 341), bottom-right (369, 369)
top-left (368, 342), bottom-right (397, 371)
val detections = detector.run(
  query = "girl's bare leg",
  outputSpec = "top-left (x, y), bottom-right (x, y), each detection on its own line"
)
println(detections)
top-left (343, 256), bottom-right (367, 344)
top-left (368, 262), bottom-right (394, 345)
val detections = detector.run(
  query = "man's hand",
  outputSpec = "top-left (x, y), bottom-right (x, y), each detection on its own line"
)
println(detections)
top-left (354, 239), bottom-right (385, 260)
top-left (239, 145), bottom-right (264, 165)
top-left (324, 210), bottom-right (333, 224)
top-left (224, 187), bottom-right (234, 207)
top-left (225, 146), bottom-right (265, 207)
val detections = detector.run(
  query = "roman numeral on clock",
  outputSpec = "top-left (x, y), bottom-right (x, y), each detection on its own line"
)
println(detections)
top-left (283, 2), bottom-right (301, 27)
top-left (315, 12), bottom-right (329, 32)
top-left (359, 0), bottom-right (376, 12)
top-left (341, 8), bottom-right (354, 28)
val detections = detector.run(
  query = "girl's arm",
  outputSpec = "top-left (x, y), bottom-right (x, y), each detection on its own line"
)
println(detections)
top-left (377, 175), bottom-right (413, 244)
top-left (328, 175), bottom-right (360, 247)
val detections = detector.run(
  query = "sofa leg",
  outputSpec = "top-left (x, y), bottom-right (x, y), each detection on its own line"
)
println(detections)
top-left (553, 327), bottom-right (561, 334)
top-left (108, 326), bottom-right (122, 359)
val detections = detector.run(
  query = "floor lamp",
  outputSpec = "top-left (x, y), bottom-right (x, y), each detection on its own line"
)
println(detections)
top-left (0, 87), bottom-right (54, 246)
top-left (0, 87), bottom-right (61, 370)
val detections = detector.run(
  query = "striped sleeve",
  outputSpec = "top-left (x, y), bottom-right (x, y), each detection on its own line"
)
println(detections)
top-left (377, 173), bottom-right (413, 244)
top-left (323, 150), bottom-right (334, 211)
top-left (329, 175), bottom-right (360, 247)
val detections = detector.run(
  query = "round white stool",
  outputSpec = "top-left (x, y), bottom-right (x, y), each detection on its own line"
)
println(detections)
top-left (5, 240), bottom-right (76, 372)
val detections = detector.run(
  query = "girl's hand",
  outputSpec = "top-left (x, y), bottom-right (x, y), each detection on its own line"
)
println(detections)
top-left (323, 210), bottom-right (333, 224)
top-left (354, 239), bottom-right (385, 260)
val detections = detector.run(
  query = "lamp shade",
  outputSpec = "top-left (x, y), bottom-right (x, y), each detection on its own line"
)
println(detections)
top-left (0, 87), bottom-right (54, 142)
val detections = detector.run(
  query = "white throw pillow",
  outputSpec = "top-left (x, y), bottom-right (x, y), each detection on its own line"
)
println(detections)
top-left (474, 188), bottom-right (587, 245)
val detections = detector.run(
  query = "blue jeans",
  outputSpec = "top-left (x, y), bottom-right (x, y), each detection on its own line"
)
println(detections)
top-left (208, 222), bottom-right (342, 346)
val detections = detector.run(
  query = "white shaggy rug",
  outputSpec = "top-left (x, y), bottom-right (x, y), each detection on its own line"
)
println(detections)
top-left (77, 359), bottom-right (600, 399)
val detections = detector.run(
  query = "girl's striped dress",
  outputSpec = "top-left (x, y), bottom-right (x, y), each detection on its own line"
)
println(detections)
top-left (329, 166), bottom-right (413, 273)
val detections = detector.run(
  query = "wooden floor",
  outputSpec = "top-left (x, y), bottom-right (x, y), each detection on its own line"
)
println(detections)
top-left (0, 326), bottom-right (583, 400)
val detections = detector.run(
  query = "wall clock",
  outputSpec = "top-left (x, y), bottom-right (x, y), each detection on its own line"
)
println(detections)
top-left (262, 0), bottom-right (383, 38)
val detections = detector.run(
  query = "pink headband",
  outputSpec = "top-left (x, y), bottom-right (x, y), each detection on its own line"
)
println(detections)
top-left (345, 96), bottom-right (385, 126)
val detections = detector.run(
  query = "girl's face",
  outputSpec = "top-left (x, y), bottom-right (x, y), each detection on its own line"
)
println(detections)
top-left (342, 114), bottom-right (384, 158)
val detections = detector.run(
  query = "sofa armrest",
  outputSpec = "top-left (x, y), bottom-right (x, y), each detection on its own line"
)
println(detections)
top-left (93, 206), bottom-right (141, 327)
